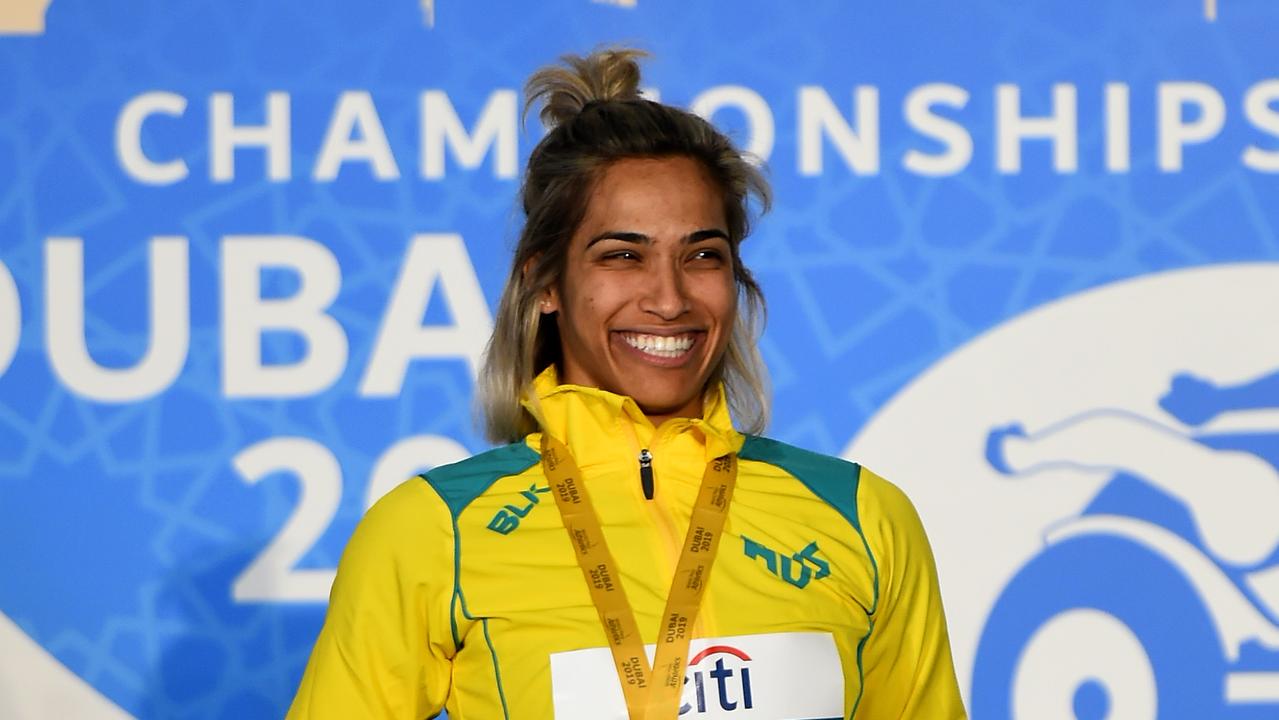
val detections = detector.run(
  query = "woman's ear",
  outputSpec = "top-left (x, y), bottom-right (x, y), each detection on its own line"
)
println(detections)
top-left (539, 287), bottom-right (560, 314)
top-left (524, 254), bottom-right (559, 314)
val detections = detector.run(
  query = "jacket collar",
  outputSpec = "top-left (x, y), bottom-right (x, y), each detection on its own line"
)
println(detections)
top-left (520, 366), bottom-right (744, 464)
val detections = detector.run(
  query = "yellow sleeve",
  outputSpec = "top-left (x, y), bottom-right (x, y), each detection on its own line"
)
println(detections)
top-left (287, 478), bottom-right (456, 719)
top-left (855, 468), bottom-right (967, 719)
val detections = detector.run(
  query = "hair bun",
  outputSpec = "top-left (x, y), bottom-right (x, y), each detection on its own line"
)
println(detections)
top-left (525, 47), bottom-right (647, 128)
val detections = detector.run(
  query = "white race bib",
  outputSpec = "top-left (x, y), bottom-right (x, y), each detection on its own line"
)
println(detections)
top-left (550, 631), bottom-right (845, 719)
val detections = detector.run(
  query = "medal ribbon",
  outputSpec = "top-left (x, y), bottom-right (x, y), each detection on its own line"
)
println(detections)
top-left (541, 434), bottom-right (737, 720)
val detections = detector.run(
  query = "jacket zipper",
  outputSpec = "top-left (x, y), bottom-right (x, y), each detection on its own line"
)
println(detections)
top-left (638, 448), bottom-right (654, 500)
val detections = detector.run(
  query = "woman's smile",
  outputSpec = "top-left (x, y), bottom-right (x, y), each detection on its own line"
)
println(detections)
top-left (615, 330), bottom-right (702, 363)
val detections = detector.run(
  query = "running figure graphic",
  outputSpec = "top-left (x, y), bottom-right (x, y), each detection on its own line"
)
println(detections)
top-left (974, 367), bottom-right (1279, 719)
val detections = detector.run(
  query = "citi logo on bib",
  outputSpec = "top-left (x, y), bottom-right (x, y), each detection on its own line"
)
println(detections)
top-left (550, 631), bottom-right (844, 719)
top-left (680, 645), bottom-right (754, 715)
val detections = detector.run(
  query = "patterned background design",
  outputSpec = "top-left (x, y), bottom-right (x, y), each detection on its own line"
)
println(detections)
top-left (1, 0), bottom-right (1277, 717)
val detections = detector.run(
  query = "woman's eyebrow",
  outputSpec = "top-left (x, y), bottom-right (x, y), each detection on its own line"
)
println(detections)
top-left (585, 231), bottom-right (649, 248)
top-left (685, 228), bottom-right (729, 244)
top-left (584, 228), bottom-right (728, 248)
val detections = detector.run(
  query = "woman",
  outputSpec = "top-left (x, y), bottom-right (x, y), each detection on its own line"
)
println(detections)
top-left (289, 48), bottom-right (966, 719)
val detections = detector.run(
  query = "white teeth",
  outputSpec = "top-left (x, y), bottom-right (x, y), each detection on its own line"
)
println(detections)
top-left (623, 333), bottom-right (694, 358)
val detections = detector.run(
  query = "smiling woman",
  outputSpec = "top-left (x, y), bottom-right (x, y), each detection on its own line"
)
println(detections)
top-left (548, 155), bottom-right (738, 425)
top-left (287, 48), bottom-right (967, 720)
top-left (479, 49), bottom-right (771, 446)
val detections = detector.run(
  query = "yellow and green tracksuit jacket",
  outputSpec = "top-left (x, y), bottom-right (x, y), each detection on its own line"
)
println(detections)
top-left (289, 370), bottom-right (966, 719)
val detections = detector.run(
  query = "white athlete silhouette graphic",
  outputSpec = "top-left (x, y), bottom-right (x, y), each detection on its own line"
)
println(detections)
top-left (987, 370), bottom-right (1279, 569)
top-left (0, 0), bottom-right (52, 34)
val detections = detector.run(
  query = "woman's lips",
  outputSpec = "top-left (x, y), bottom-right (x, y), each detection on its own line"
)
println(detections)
top-left (615, 331), bottom-right (701, 364)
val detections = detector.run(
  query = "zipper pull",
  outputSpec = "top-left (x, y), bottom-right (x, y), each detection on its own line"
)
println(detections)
top-left (638, 449), bottom-right (654, 500)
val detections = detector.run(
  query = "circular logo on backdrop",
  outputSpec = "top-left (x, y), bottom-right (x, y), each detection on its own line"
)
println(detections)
top-left (844, 263), bottom-right (1279, 718)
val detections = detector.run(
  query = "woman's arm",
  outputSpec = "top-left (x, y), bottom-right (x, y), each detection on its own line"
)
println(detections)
top-left (287, 478), bottom-right (456, 719)
top-left (855, 469), bottom-right (967, 719)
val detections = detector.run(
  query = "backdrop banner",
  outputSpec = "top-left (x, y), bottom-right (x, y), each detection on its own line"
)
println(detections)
top-left (2, 1), bottom-right (1278, 718)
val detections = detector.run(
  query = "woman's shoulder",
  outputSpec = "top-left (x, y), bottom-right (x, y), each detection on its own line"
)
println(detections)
top-left (738, 434), bottom-right (921, 534)
top-left (738, 434), bottom-right (861, 478)
top-left (334, 443), bottom-right (541, 585)
top-left (351, 441), bottom-right (542, 544)
top-left (417, 440), bottom-right (543, 517)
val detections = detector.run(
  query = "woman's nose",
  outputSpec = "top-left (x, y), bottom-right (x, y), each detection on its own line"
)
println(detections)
top-left (638, 261), bottom-right (690, 320)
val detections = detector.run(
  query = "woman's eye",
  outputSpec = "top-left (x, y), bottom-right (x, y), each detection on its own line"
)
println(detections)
top-left (602, 249), bottom-right (640, 262)
top-left (690, 248), bottom-right (725, 263)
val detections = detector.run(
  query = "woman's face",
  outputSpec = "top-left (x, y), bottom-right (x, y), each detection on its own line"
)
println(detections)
top-left (545, 155), bottom-right (736, 424)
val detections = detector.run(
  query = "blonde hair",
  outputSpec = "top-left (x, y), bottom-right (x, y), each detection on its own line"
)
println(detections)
top-left (478, 47), bottom-right (771, 443)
